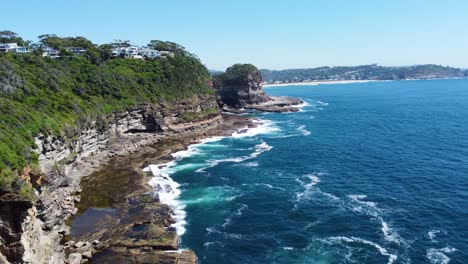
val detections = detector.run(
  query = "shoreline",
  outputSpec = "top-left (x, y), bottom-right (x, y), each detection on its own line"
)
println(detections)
top-left (146, 118), bottom-right (276, 237)
top-left (263, 80), bottom-right (377, 87)
top-left (263, 77), bottom-right (468, 88)
top-left (67, 113), bottom-right (255, 263)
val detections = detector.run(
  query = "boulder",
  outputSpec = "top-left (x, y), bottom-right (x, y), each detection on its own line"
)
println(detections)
top-left (68, 253), bottom-right (82, 264)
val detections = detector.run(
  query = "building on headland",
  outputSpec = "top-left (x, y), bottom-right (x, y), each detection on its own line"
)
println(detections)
top-left (112, 46), bottom-right (143, 59)
top-left (0, 43), bottom-right (31, 54)
top-left (138, 48), bottom-right (161, 59)
top-left (41, 46), bottom-right (60, 58)
top-left (111, 46), bottom-right (174, 59)
top-left (64, 47), bottom-right (87, 55)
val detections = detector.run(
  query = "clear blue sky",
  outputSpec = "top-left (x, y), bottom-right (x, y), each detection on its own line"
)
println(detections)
top-left (2, 0), bottom-right (468, 70)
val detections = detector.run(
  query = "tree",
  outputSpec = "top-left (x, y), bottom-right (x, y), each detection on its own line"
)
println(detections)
top-left (148, 40), bottom-right (185, 52)
top-left (98, 44), bottom-right (114, 60)
top-left (110, 40), bottom-right (131, 48)
top-left (0, 30), bottom-right (27, 46)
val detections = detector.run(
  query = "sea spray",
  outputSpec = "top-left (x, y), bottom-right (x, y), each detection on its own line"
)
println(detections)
top-left (145, 118), bottom-right (278, 236)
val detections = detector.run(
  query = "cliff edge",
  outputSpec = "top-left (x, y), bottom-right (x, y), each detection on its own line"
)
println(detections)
top-left (213, 64), bottom-right (302, 112)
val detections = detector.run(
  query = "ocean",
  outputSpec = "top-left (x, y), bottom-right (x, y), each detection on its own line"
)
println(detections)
top-left (147, 79), bottom-right (468, 264)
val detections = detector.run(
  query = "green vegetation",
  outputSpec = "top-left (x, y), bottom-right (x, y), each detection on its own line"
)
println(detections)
top-left (0, 30), bottom-right (28, 46)
top-left (212, 64), bottom-right (259, 87)
top-left (260, 64), bottom-right (468, 83)
top-left (0, 32), bottom-right (213, 194)
top-left (181, 107), bottom-right (218, 122)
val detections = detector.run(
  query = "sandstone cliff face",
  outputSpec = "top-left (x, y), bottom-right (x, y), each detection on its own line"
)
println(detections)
top-left (0, 94), bottom-right (220, 264)
top-left (213, 65), bottom-right (271, 108)
top-left (213, 64), bottom-right (302, 112)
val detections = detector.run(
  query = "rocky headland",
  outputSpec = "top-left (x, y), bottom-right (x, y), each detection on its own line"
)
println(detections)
top-left (213, 64), bottom-right (303, 112)
top-left (0, 58), bottom-right (301, 263)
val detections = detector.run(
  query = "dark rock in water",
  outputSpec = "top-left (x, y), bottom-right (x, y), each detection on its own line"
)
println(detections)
top-left (213, 64), bottom-right (271, 108)
top-left (213, 64), bottom-right (303, 112)
top-left (249, 96), bottom-right (304, 112)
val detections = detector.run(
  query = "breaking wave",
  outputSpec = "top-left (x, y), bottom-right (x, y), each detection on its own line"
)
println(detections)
top-left (426, 246), bottom-right (457, 264)
top-left (324, 236), bottom-right (398, 264)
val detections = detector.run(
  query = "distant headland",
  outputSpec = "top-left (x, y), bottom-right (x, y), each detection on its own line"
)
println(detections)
top-left (259, 64), bottom-right (468, 85)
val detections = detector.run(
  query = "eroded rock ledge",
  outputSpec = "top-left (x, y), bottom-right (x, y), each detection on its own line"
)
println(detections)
top-left (0, 94), bottom-right (237, 264)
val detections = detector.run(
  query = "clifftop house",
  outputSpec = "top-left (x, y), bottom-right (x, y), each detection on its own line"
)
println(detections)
top-left (112, 46), bottom-right (174, 59)
top-left (41, 46), bottom-right (60, 58)
top-left (0, 43), bottom-right (31, 54)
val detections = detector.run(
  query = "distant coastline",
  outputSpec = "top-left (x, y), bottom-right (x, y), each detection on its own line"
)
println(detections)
top-left (263, 77), bottom-right (468, 88)
top-left (263, 80), bottom-right (377, 87)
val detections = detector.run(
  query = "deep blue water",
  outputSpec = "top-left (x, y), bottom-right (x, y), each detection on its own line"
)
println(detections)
top-left (160, 79), bottom-right (468, 264)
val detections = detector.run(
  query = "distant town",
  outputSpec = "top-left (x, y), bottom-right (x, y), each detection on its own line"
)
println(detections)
top-left (0, 42), bottom-right (174, 60)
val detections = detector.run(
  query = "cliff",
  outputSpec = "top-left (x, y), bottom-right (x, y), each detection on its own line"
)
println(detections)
top-left (0, 36), bottom-right (221, 263)
top-left (1, 95), bottom-right (222, 263)
top-left (213, 64), bottom-right (302, 112)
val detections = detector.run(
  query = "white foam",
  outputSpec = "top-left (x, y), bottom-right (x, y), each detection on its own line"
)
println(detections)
top-left (326, 236), bottom-right (397, 264)
top-left (231, 119), bottom-right (280, 138)
top-left (379, 217), bottom-right (401, 245)
top-left (428, 230), bottom-right (440, 242)
top-left (147, 163), bottom-right (187, 235)
top-left (291, 100), bottom-right (310, 108)
top-left (295, 173), bottom-right (323, 202)
top-left (198, 141), bottom-right (273, 172)
top-left (348, 194), bottom-right (404, 245)
top-left (243, 183), bottom-right (286, 191)
top-left (204, 241), bottom-right (222, 247)
top-left (240, 161), bottom-right (259, 167)
top-left (316, 100), bottom-right (329, 106)
top-left (297, 125), bottom-right (311, 136)
top-left (282, 247), bottom-right (295, 250)
top-left (222, 204), bottom-right (248, 228)
top-left (426, 247), bottom-right (457, 264)
top-left (304, 220), bottom-right (321, 230)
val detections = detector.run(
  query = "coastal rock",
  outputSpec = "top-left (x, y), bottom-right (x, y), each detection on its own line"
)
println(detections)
top-left (178, 250), bottom-right (198, 264)
top-left (213, 64), bottom-right (303, 112)
top-left (68, 253), bottom-right (82, 264)
top-left (213, 64), bottom-right (271, 108)
top-left (0, 95), bottom-right (225, 263)
top-left (249, 96), bottom-right (304, 112)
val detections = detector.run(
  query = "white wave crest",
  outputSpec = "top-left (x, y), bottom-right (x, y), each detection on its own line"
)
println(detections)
top-left (316, 100), bottom-right (329, 106)
top-left (348, 194), bottom-right (404, 245)
top-left (240, 161), bottom-right (259, 167)
top-left (197, 141), bottom-right (273, 172)
top-left (231, 119), bottom-right (279, 138)
top-left (295, 173), bottom-right (323, 202)
top-left (297, 125), bottom-right (311, 136)
top-left (243, 183), bottom-right (286, 191)
top-left (426, 246), bottom-right (457, 264)
top-left (325, 236), bottom-right (397, 264)
top-left (146, 163), bottom-right (187, 235)
top-left (428, 230), bottom-right (440, 242)
top-left (222, 204), bottom-right (248, 228)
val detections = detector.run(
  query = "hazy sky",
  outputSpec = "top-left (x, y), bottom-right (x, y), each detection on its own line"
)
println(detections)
top-left (2, 0), bottom-right (468, 70)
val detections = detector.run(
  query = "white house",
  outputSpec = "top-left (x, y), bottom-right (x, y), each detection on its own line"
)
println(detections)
top-left (138, 48), bottom-right (161, 59)
top-left (0, 43), bottom-right (18, 52)
top-left (0, 43), bottom-right (31, 53)
top-left (112, 46), bottom-right (143, 59)
top-left (42, 46), bottom-right (60, 58)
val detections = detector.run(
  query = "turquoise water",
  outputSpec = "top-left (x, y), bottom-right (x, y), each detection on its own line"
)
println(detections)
top-left (157, 79), bottom-right (468, 263)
